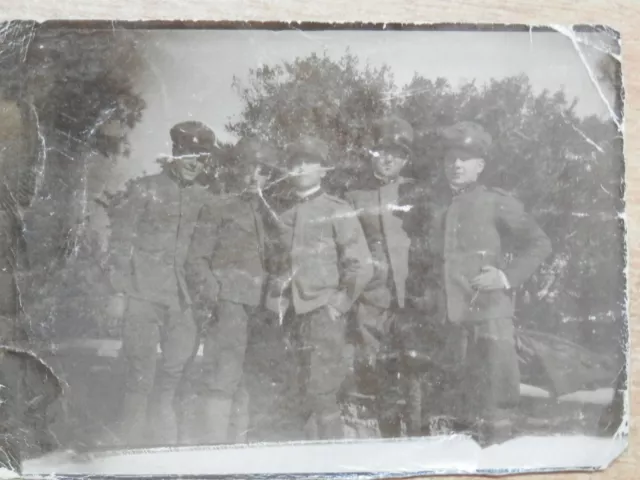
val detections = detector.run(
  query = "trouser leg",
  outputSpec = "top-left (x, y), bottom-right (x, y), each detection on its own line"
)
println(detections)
top-left (119, 298), bottom-right (161, 446)
top-left (197, 301), bottom-right (248, 444)
top-left (297, 307), bottom-right (352, 440)
top-left (350, 303), bottom-right (399, 438)
top-left (245, 313), bottom-right (293, 442)
top-left (377, 316), bottom-right (406, 438)
top-left (148, 306), bottom-right (198, 445)
top-left (459, 318), bottom-right (520, 445)
top-left (175, 332), bottom-right (203, 445)
top-left (228, 378), bottom-right (250, 443)
top-left (352, 303), bottom-right (386, 394)
top-left (170, 312), bottom-right (203, 446)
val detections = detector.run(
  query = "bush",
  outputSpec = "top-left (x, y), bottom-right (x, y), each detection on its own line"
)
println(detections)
top-left (228, 51), bottom-right (625, 354)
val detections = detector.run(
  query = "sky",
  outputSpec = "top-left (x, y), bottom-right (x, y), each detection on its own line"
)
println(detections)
top-left (110, 28), bottom-right (619, 190)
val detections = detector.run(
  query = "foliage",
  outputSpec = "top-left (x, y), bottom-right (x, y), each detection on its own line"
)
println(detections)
top-left (0, 24), bottom-right (147, 342)
top-left (229, 53), bottom-right (625, 354)
top-left (227, 51), bottom-right (395, 195)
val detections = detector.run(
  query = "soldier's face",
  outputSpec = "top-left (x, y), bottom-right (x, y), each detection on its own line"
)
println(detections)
top-left (371, 148), bottom-right (408, 179)
top-left (288, 159), bottom-right (327, 190)
top-left (444, 150), bottom-right (485, 186)
top-left (172, 147), bottom-right (207, 183)
top-left (242, 165), bottom-right (270, 193)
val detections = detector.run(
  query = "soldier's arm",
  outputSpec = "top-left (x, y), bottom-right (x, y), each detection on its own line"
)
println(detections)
top-left (495, 192), bottom-right (553, 288)
top-left (343, 190), bottom-right (386, 289)
top-left (184, 203), bottom-right (222, 308)
top-left (107, 180), bottom-right (147, 294)
top-left (330, 203), bottom-right (374, 313)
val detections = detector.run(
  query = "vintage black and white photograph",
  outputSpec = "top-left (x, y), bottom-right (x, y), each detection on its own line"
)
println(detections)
top-left (0, 22), bottom-right (627, 476)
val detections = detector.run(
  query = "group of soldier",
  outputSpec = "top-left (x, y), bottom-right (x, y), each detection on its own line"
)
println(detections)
top-left (105, 114), bottom-right (552, 449)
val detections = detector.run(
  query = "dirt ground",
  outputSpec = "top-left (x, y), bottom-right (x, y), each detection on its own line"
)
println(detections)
top-left (33, 317), bottom-right (611, 457)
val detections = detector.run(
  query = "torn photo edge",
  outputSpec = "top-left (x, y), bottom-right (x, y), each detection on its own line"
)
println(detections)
top-left (0, 20), bottom-right (628, 478)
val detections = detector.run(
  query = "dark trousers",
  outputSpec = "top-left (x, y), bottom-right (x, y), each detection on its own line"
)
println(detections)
top-left (119, 296), bottom-right (197, 445)
top-left (350, 302), bottom-right (411, 437)
top-left (122, 297), bottom-right (198, 396)
top-left (199, 301), bottom-right (251, 398)
top-left (437, 317), bottom-right (520, 430)
top-left (243, 313), bottom-right (294, 443)
top-left (179, 301), bottom-right (252, 445)
top-left (283, 306), bottom-right (353, 440)
top-left (351, 303), bottom-right (386, 404)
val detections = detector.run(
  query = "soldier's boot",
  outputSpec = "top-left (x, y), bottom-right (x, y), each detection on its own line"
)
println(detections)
top-left (148, 393), bottom-right (179, 446)
top-left (198, 396), bottom-right (234, 444)
top-left (117, 393), bottom-right (149, 447)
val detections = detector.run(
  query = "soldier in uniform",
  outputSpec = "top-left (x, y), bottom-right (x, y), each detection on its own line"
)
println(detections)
top-left (184, 136), bottom-right (275, 444)
top-left (430, 120), bottom-right (552, 443)
top-left (263, 136), bottom-right (373, 440)
top-left (107, 121), bottom-right (217, 446)
top-left (345, 115), bottom-right (419, 437)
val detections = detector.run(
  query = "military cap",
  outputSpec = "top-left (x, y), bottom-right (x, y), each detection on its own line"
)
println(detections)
top-left (169, 121), bottom-right (216, 153)
top-left (439, 121), bottom-right (492, 158)
top-left (285, 135), bottom-right (330, 167)
top-left (234, 136), bottom-right (279, 169)
top-left (372, 115), bottom-right (414, 155)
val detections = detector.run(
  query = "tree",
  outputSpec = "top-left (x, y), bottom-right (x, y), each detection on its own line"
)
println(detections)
top-left (227, 51), bottom-right (396, 195)
top-left (229, 52), bottom-right (625, 356)
top-left (0, 23), bottom-right (147, 343)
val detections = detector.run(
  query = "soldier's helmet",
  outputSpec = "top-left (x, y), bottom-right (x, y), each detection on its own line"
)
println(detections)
top-left (284, 135), bottom-right (330, 168)
top-left (169, 121), bottom-right (216, 154)
top-left (372, 115), bottom-right (414, 156)
top-left (439, 121), bottom-right (492, 158)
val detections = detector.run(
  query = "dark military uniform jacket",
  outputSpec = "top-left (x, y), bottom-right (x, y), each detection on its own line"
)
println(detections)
top-left (432, 184), bottom-right (552, 324)
top-left (264, 189), bottom-right (373, 316)
top-left (108, 170), bottom-right (214, 311)
top-left (185, 193), bottom-right (266, 309)
top-left (345, 176), bottom-right (414, 310)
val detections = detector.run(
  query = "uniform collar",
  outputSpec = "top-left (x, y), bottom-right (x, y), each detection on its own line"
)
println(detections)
top-left (450, 182), bottom-right (480, 197)
top-left (295, 185), bottom-right (323, 201)
top-left (373, 172), bottom-right (391, 186)
top-left (373, 172), bottom-right (402, 186)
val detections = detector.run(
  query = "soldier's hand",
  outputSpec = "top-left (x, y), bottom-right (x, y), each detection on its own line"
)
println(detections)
top-left (194, 299), bottom-right (217, 326)
top-left (471, 265), bottom-right (509, 291)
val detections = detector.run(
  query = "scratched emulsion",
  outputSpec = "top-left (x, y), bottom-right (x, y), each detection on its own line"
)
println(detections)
top-left (0, 22), bottom-right (628, 476)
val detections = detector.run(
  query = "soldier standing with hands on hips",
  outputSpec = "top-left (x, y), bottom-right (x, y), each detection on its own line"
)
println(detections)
top-left (107, 121), bottom-right (217, 446)
top-left (432, 120), bottom-right (552, 444)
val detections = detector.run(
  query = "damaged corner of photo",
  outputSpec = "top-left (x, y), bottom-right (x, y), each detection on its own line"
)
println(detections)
top-left (0, 19), bottom-right (630, 478)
